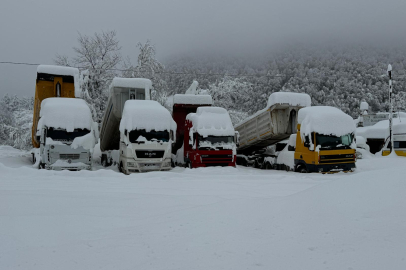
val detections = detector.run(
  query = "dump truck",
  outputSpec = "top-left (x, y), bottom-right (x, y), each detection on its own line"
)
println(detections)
top-left (34, 98), bottom-right (97, 170)
top-left (99, 78), bottom-right (152, 166)
top-left (293, 106), bottom-right (356, 173)
top-left (99, 78), bottom-right (176, 173)
top-left (32, 65), bottom-right (80, 148)
top-left (175, 107), bottom-right (237, 168)
top-left (234, 92), bottom-right (311, 167)
top-left (171, 93), bottom-right (213, 157)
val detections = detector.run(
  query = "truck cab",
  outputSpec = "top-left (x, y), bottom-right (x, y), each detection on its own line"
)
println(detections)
top-left (36, 98), bottom-right (96, 170)
top-left (118, 100), bottom-right (176, 174)
top-left (182, 107), bottom-right (236, 168)
top-left (294, 106), bottom-right (356, 173)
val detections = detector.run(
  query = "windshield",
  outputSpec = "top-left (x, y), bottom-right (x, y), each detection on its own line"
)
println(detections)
top-left (46, 128), bottom-right (90, 142)
top-left (198, 135), bottom-right (234, 150)
top-left (315, 133), bottom-right (354, 150)
top-left (129, 129), bottom-right (169, 143)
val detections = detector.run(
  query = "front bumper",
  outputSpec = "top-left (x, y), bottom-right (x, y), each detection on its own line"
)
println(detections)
top-left (307, 162), bottom-right (356, 173)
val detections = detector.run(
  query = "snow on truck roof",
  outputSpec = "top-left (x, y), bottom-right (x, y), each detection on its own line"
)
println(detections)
top-left (267, 92), bottom-right (311, 108)
top-left (110, 77), bottom-right (152, 89)
top-left (119, 100), bottom-right (176, 133)
top-left (186, 107), bottom-right (235, 137)
top-left (173, 94), bottom-right (213, 105)
top-left (298, 106), bottom-right (356, 137)
top-left (37, 98), bottom-right (93, 132)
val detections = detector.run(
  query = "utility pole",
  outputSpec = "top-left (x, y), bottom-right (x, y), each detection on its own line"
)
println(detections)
top-left (387, 64), bottom-right (393, 154)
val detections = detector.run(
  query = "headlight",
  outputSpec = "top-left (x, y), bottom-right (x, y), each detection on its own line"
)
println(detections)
top-left (127, 162), bottom-right (135, 167)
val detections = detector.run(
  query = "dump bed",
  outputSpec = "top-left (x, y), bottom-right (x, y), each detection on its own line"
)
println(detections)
top-left (99, 78), bottom-right (152, 152)
top-left (235, 92), bottom-right (311, 155)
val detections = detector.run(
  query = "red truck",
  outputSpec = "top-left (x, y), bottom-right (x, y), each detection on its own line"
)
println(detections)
top-left (172, 95), bottom-right (236, 168)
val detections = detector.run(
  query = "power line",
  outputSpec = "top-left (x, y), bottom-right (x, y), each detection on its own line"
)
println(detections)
top-left (0, 61), bottom-right (283, 77)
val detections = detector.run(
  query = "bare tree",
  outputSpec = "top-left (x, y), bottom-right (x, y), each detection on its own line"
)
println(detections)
top-left (55, 30), bottom-right (122, 122)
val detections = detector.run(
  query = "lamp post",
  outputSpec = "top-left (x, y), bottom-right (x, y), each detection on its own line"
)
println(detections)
top-left (387, 64), bottom-right (393, 154)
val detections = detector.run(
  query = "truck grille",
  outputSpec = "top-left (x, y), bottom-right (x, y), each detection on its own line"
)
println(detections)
top-left (135, 150), bottom-right (165, 158)
top-left (60, 154), bottom-right (80, 160)
top-left (319, 154), bottom-right (354, 164)
top-left (201, 154), bottom-right (233, 163)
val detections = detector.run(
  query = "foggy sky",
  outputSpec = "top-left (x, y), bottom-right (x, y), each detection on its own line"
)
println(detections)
top-left (1, 0), bottom-right (406, 97)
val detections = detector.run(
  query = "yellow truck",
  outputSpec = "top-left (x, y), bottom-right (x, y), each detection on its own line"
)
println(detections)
top-left (294, 106), bottom-right (356, 173)
top-left (32, 65), bottom-right (79, 148)
top-left (382, 133), bottom-right (406, 157)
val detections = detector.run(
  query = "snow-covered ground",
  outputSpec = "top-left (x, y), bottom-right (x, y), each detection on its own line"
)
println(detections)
top-left (1, 145), bottom-right (405, 270)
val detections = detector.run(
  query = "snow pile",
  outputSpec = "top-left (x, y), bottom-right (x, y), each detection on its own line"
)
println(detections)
top-left (71, 132), bottom-right (96, 151)
top-left (186, 107), bottom-right (235, 137)
top-left (119, 100), bottom-right (176, 134)
top-left (357, 116), bottom-right (406, 139)
top-left (267, 92), bottom-right (311, 108)
top-left (298, 106), bottom-right (356, 138)
top-left (173, 94), bottom-right (212, 105)
top-left (356, 136), bottom-right (370, 151)
top-left (37, 98), bottom-right (93, 133)
top-left (37, 65), bottom-right (81, 97)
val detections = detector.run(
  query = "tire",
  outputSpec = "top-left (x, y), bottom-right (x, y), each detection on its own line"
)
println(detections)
top-left (297, 165), bottom-right (308, 173)
top-left (187, 162), bottom-right (192, 169)
top-left (265, 162), bottom-right (272, 170)
top-left (119, 162), bottom-right (125, 174)
top-left (39, 163), bottom-right (45, 169)
top-left (101, 158), bottom-right (108, 167)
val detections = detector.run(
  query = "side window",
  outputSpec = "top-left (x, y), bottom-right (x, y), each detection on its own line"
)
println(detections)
top-left (304, 136), bottom-right (311, 148)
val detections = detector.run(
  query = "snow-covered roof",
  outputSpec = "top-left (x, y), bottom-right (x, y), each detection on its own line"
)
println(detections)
top-left (37, 65), bottom-right (81, 97)
top-left (173, 94), bottom-right (213, 105)
top-left (186, 107), bottom-right (235, 137)
top-left (298, 106), bottom-right (356, 137)
top-left (357, 116), bottom-right (406, 139)
top-left (267, 92), bottom-right (311, 108)
top-left (110, 78), bottom-right (152, 89)
top-left (38, 98), bottom-right (93, 132)
top-left (119, 100), bottom-right (176, 133)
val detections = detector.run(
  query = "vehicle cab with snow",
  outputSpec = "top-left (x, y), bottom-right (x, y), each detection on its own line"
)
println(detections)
top-left (381, 121), bottom-right (406, 157)
top-left (294, 106), bottom-right (356, 173)
top-left (118, 100), bottom-right (176, 174)
top-left (35, 98), bottom-right (97, 170)
top-left (179, 107), bottom-right (236, 168)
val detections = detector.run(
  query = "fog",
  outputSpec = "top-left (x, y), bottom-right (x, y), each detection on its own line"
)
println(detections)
top-left (1, 0), bottom-right (405, 97)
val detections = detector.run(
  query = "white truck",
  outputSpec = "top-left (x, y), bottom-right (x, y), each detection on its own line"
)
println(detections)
top-left (34, 98), bottom-right (97, 170)
top-left (99, 77), bottom-right (176, 173)
top-left (234, 92), bottom-right (311, 168)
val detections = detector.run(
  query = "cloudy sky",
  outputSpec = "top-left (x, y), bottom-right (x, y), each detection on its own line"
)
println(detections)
top-left (1, 0), bottom-right (405, 97)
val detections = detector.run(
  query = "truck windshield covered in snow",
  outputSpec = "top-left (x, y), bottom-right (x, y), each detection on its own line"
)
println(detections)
top-left (46, 127), bottom-right (90, 142)
top-left (129, 129), bottom-right (170, 143)
top-left (315, 133), bottom-right (354, 150)
top-left (198, 135), bottom-right (234, 150)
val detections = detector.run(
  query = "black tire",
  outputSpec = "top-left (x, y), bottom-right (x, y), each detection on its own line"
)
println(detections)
top-left (297, 165), bottom-right (308, 173)
top-left (39, 163), bottom-right (45, 169)
top-left (265, 162), bottom-right (272, 170)
top-left (187, 162), bottom-right (192, 169)
top-left (119, 162), bottom-right (124, 174)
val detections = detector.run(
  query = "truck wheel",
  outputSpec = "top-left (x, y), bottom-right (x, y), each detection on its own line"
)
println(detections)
top-left (265, 162), bottom-right (272, 170)
top-left (39, 163), bottom-right (45, 169)
top-left (297, 165), bottom-right (308, 173)
top-left (119, 162), bottom-right (124, 173)
top-left (186, 162), bottom-right (192, 169)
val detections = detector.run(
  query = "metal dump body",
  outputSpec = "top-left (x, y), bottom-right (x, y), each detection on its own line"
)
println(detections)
top-left (235, 104), bottom-right (305, 155)
top-left (99, 78), bottom-right (151, 152)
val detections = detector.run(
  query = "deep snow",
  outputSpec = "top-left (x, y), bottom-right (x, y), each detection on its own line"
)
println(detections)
top-left (1, 145), bottom-right (405, 270)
